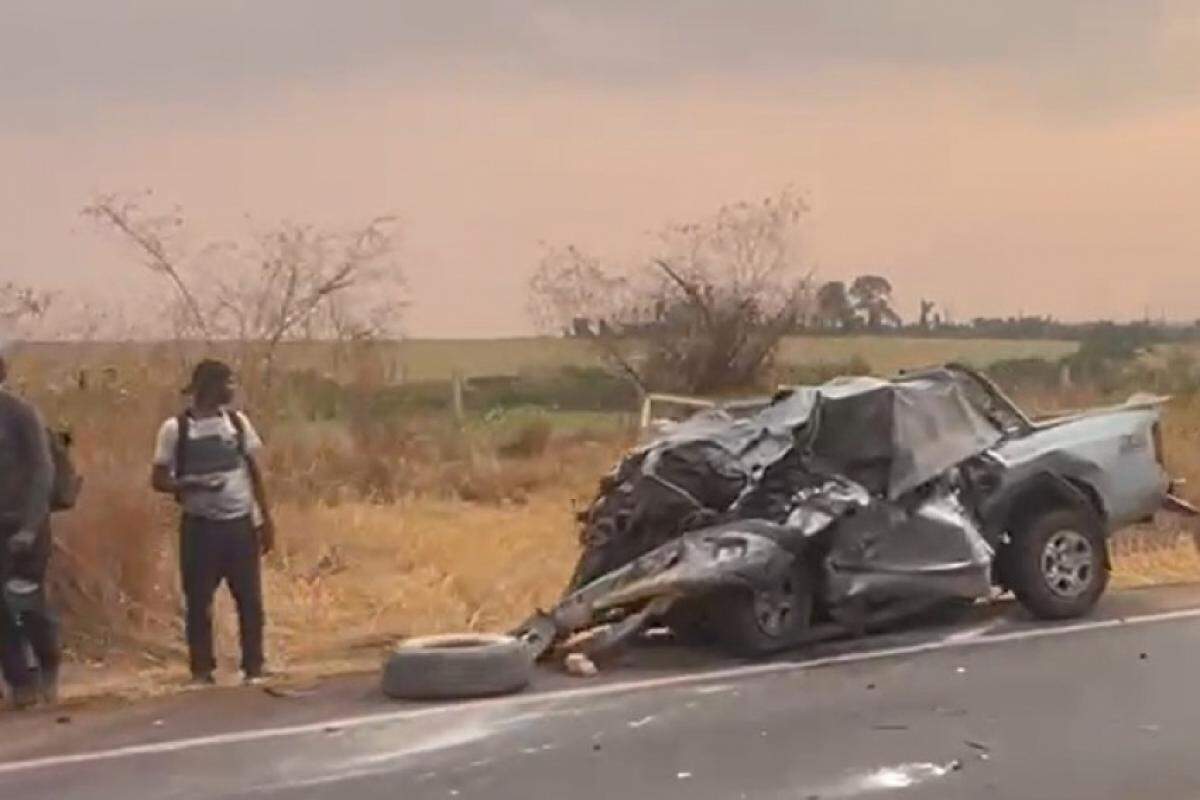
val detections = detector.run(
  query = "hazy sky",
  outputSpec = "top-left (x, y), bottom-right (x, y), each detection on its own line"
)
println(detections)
top-left (3, 1), bottom-right (1199, 336)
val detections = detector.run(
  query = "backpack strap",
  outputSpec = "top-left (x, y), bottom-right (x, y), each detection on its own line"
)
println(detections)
top-left (225, 409), bottom-right (248, 457)
top-left (174, 411), bottom-right (191, 477)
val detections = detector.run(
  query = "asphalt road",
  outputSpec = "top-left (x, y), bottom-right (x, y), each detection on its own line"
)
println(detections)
top-left (5, 584), bottom-right (1200, 799)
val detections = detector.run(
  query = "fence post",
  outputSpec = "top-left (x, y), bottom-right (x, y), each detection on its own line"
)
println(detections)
top-left (451, 371), bottom-right (465, 425)
top-left (639, 394), bottom-right (652, 430)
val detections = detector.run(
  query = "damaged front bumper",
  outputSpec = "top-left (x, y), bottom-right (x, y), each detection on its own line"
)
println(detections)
top-left (517, 489), bottom-right (996, 664)
top-left (517, 523), bottom-right (798, 661)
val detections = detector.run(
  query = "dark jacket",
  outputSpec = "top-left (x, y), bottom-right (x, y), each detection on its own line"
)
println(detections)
top-left (0, 388), bottom-right (53, 534)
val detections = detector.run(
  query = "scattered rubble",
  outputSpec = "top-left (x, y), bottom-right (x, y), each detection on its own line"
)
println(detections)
top-left (564, 653), bottom-right (599, 678)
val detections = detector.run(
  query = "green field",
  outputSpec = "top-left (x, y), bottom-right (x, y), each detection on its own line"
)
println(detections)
top-left (388, 336), bottom-right (1077, 380)
top-left (15, 336), bottom-right (1079, 385)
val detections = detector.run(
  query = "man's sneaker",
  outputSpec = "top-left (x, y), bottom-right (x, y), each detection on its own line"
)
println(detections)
top-left (187, 672), bottom-right (216, 688)
top-left (39, 666), bottom-right (60, 706)
top-left (242, 669), bottom-right (276, 687)
top-left (8, 683), bottom-right (38, 711)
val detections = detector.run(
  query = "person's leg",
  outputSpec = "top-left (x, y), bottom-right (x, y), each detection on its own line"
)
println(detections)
top-left (0, 596), bottom-right (35, 706)
top-left (0, 533), bottom-right (35, 707)
top-left (180, 516), bottom-right (222, 680)
top-left (223, 517), bottom-right (265, 678)
top-left (16, 523), bottom-right (61, 702)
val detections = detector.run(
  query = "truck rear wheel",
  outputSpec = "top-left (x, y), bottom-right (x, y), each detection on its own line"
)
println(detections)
top-left (1008, 507), bottom-right (1108, 620)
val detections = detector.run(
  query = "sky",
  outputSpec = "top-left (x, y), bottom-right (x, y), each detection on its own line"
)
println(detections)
top-left (2, 1), bottom-right (1199, 337)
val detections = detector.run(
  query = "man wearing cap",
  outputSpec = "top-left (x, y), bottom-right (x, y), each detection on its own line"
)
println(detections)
top-left (0, 343), bottom-right (60, 709)
top-left (151, 359), bottom-right (275, 685)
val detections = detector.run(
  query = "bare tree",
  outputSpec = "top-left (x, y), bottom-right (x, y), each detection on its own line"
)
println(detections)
top-left (82, 193), bottom-right (211, 342)
top-left (0, 282), bottom-right (55, 330)
top-left (918, 299), bottom-right (936, 330)
top-left (529, 189), bottom-right (812, 394)
top-left (83, 192), bottom-right (406, 385)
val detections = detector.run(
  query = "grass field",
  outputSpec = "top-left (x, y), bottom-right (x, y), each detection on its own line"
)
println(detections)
top-left (14, 335), bottom-right (1078, 384)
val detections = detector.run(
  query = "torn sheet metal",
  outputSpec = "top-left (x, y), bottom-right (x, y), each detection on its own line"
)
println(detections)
top-left (571, 369), bottom-right (998, 589)
top-left (808, 374), bottom-right (1001, 499)
top-left (823, 491), bottom-right (994, 605)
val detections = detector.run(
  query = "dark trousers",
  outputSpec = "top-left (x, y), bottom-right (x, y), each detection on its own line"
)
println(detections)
top-left (180, 515), bottom-right (264, 676)
top-left (0, 521), bottom-right (59, 691)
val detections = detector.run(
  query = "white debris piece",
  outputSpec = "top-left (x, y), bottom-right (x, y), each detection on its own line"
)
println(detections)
top-left (565, 652), bottom-right (599, 677)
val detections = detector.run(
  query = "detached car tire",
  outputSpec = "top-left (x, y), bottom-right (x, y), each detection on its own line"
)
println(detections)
top-left (1008, 507), bottom-right (1108, 620)
top-left (710, 560), bottom-right (814, 658)
top-left (382, 634), bottom-right (531, 700)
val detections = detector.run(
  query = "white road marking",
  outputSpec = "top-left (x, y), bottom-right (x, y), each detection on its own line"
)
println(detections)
top-left (4, 604), bottom-right (1200, 777)
top-left (941, 619), bottom-right (1002, 644)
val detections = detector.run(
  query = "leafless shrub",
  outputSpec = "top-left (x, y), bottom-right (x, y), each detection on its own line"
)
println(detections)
top-left (530, 189), bottom-right (813, 394)
top-left (0, 281), bottom-right (55, 336)
top-left (82, 192), bottom-right (406, 386)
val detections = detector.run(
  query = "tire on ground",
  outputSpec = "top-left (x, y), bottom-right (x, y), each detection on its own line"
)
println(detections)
top-left (382, 634), bottom-right (532, 700)
top-left (709, 560), bottom-right (814, 658)
top-left (1007, 506), bottom-right (1108, 620)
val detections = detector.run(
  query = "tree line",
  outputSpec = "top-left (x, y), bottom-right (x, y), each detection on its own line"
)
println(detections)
top-left (5, 186), bottom-right (1197, 399)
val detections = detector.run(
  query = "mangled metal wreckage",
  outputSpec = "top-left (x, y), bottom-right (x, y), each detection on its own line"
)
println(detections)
top-left (517, 364), bottom-right (1193, 663)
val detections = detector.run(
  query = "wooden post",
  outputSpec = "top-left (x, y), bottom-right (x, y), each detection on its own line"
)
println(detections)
top-left (451, 371), bottom-right (465, 425)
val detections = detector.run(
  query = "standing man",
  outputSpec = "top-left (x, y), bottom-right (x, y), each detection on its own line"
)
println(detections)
top-left (151, 359), bottom-right (275, 685)
top-left (0, 342), bottom-right (60, 709)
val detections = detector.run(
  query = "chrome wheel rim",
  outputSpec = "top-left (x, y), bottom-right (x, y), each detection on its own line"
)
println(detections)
top-left (1041, 530), bottom-right (1095, 598)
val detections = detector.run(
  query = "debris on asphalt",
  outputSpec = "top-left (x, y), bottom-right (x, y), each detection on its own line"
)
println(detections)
top-left (849, 761), bottom-right (963, 793)
top-left (955, 667), bottom-right (967, 674)
top-left (1139, 652), bottom-right (1148, 660)
top-left (263, 685), bottom-right (317, 699)
top-left (565, 652), bottom-right (599, 677)
top-left (1138, 724), bottom-right (1161, 734)
top-left (866, 683), bottom-right (876, 690)
top-left (55, 715), bottom-right (71, 725)
top-left (152, 719), bottom-right (164, 727)
top-left (965, 740), bottom-right (992, 760)
top-left (677, 771), bottom-right (693, 780)
top-left (627, 716), bottom-right (655, 729)
top-left (872, 723), bottom-right (910, 731)
top-left (935, 706), bottom-right (968, 717)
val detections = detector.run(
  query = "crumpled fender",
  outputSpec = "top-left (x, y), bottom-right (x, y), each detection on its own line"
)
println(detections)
top-left (517, 522), bottom-right (799, 655)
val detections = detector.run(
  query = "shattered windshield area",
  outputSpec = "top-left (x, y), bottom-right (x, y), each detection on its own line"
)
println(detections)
top-left (938, 368), bottom-right (1031, 438)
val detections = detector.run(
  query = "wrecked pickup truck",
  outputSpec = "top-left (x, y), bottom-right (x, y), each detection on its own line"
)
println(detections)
top-left (517, 364), bottom-right (1196, 664)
